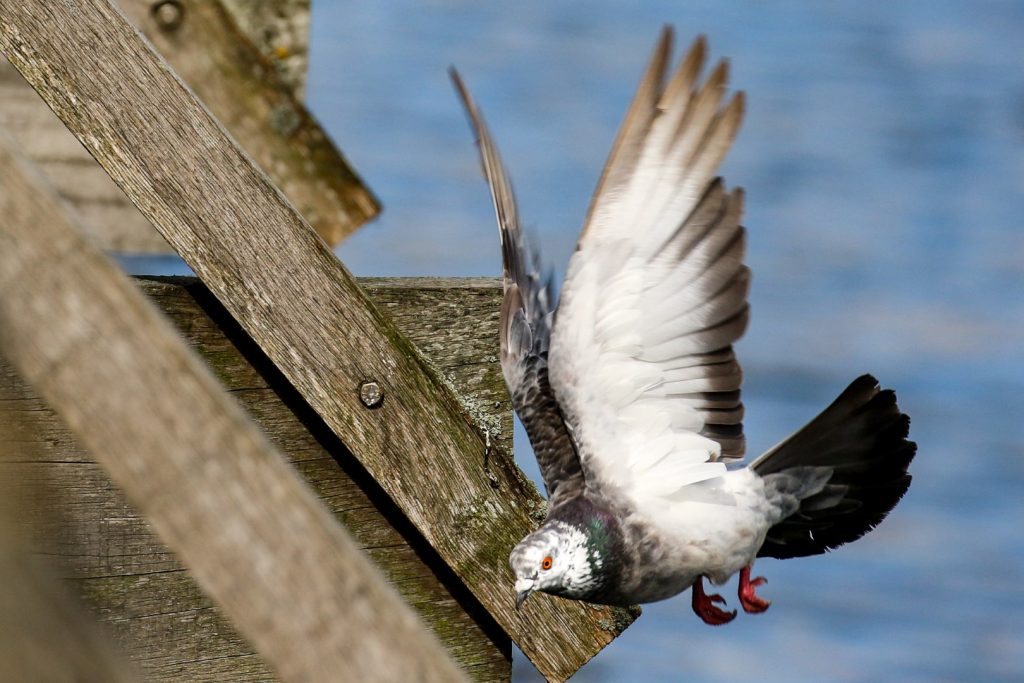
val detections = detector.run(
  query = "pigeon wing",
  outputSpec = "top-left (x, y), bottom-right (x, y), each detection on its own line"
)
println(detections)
top-left (548, 29), bottom-right (749, 506)
top-left (451, 70), bottom-right (586, 508)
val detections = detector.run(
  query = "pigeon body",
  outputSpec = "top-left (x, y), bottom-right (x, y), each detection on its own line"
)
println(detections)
top-left (452, 28), bottom-right (916, 623)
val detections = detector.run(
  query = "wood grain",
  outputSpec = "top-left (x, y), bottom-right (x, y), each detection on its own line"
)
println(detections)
top-left (0, 2), bottom-right (637, 679)
top-left (117, 0), bottom-right (378, 246)
top-left (219, 0), bottom-right (310, 99)
top-left (0, 274), bottom-right (512, 679)
top-left (0, 57), bottom-right (165, 251)
top-left (0, 0), bottom-right (375, 252)
top-left (0, 278), bottom-right (514, 681)
top-left (0, 133), bottom-right (466, 682)
top-left (0, 519), bottom-right (137, 682)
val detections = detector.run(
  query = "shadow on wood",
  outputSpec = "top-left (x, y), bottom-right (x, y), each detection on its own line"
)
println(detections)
top-left (0, 134), bottom-right (466, 683)
top-left (1, 277), bottom-right (515, 681)
top-left (0, 1), bottom-right (637, 677)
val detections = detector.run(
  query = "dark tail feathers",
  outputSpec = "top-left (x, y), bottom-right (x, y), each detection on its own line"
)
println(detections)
top-left (752, 374), bottom-right (916, 559)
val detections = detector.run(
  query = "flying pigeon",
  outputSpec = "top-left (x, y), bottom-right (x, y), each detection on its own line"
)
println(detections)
top-left (451, 27), bottom-right (916, 625)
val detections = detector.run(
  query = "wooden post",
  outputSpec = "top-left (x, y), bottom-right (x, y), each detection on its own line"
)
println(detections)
top-left (1, 276), bottom-right (515, 681)
top-left (0, 2), bottom-right (637, 679)
top-left (0, 134), bottom-right (466, 682)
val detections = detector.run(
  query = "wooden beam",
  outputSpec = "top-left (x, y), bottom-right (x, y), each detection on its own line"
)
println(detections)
top-left (0, 2), bottom-right (637, 679)
top-left (0, 0), bottom-right (376, 252)
top-left (0, 518), bottom-right (136, 682)
top-left (117, 0), bottom-right (378, 246)
top-left (0, 276), bottom-right (514, 681)
top-left (0, 134), bottom-right (466, 682)
top-left (0, 57), bottom-right (168, 251)
top-left (219, 0), bottom-right (310, 99)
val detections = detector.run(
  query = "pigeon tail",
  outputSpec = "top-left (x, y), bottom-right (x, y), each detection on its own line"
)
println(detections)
top-left (751, 374), bottom-right (916, 559)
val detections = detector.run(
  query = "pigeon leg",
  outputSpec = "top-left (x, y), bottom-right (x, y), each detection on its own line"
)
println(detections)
top-left (738, 565), bottom-right (771, 613)
top-left (691, 576), bottom-right (737, 625)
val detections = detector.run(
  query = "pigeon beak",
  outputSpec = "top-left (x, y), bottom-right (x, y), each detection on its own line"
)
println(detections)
top-left (514, 578), bottom-right (535, 611)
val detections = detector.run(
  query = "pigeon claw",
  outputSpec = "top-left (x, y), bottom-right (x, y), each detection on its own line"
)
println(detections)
top-left (738, 565), bottom-right (771, 614)
top-left (691, 576), bottom-right (737, 626)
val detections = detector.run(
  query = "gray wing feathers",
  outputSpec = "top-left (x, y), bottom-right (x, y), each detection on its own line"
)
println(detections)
top-left (451, 70), bottom-right (586, 506)
top-left (580, 26), bottom-right (676, 242)
top-left (639, 184), bottom-right (748, 456)
top-left (560, 29), bottom-right (749, 462)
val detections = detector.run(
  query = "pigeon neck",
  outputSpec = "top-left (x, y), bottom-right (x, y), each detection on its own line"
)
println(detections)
top-left (548, 497), bottom-right (624, 602)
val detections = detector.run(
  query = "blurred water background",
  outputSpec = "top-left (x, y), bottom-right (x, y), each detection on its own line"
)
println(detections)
top-left (130, 1), bottom-right (1024, 680)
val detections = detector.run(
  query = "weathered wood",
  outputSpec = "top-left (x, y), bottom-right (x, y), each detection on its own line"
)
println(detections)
top-left (0, 518), bottom-right (137, 682)
top-left (219, 0), bottom-right (310, 99)
top-left (0, 2), bottom-right (637, 679)
top-left (118, 0), bottom-right (378, 246)
top-left (0, 276), bottom-right (514, 681)
top-left (0, 58), bottom-right (166, 251)
top-left (0, 0), bottom-right (375, 252)
top-left (0, 134), bottom-right (466, 682)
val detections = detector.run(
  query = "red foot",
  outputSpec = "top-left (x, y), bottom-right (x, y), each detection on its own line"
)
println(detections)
top-left (691, 576), bottom-right (737, 625)
top-left (738, 565), bottom-right (771, 614)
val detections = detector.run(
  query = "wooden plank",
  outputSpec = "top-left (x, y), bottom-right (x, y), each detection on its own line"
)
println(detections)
top-left (219, 0), bottom-right (310, 99)
top-left (0, 276), bottom-right (514, 681)
top-left (0, 2), bottom-right (637, 679)
top-left (0, 0), bottom-right (375, 252)
top-left (0, 133), bottom-right (466, 683)
top-left (0, 58), bottom-right (167, 251)
top-left (117, 0), bottom-right (378, 246)
top-left (0, 521), bottom-right (136, 682)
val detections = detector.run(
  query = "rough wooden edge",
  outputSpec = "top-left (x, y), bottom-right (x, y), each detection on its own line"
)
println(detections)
top-left (219, 0), bottom-right (309, 99)
top-left (0, 3), bottom-right (636, 678)
top-left (118, 0), bottom-right (380, 246)
top-left (0, 130), bottom-right (466, 682)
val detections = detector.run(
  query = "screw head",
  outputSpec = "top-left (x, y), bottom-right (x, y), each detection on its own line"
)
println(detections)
top-left (150, 0), bottom-right (184, 31)
top-left (359, 381), bottom-right (383, 408)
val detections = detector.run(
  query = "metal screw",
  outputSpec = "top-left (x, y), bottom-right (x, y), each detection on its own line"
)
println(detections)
top-left (359, 381), bottom-right (383, 409)
top-left (150, 0), bottom-right (184, 32)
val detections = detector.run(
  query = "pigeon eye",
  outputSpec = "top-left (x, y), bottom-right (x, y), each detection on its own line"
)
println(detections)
top-left (541, 556), bottom-right (553, 570)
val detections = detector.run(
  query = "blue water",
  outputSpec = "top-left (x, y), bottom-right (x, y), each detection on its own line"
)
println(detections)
top-left (300, 2), bottom-right (1024, 680)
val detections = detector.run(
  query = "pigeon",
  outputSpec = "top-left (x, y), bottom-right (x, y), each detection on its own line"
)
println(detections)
top-left (451, 27), bottom-right (916, 625)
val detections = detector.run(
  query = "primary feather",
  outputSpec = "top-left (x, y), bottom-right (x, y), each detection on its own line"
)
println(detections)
top-left (450, 70), bottom-right (586, 509)
top-left (549, 28), bottom-right (749, 516)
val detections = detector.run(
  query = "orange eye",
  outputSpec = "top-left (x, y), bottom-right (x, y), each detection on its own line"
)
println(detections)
top-left (540, 556), bottom-right (553, 571)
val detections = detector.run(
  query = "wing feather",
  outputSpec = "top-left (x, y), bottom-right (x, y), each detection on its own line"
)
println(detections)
top-left (580, 26), bottom-right (676, 243)
top-left (452, 29), bottom-right (751, 518)
top-left (548, 31), bottom-right (750, 511)
top-left (450, 70), bottom-right (586, 508)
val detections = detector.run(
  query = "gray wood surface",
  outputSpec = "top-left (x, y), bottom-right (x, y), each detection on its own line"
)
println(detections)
top-left (117, 0), bottom-right (378, 246)
top-left (0, 0), bottom-right (375, 252)
top-left (0, 519), bottom-right (137, 682)
top-left (0, 133), bottom-right (466, 683)
top-left (0, 2), bottom-right (636, 679)
top-left (0, 57), bottom-right (165, 251)
top-left (220, 0), bottom-right (310, 99)
top-left (0, 276), bottom-right (514, 681)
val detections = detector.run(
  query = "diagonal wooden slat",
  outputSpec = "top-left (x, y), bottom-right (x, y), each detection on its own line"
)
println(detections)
top-left (0, 132), bottom-right (467, 682)
top-left (0, 1), bottom-right (637, 679)
top-left (117, 0), bottom-right (379, 246)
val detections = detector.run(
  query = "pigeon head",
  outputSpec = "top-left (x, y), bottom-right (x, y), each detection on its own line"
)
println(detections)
top-left (510, 517), bottom-right (613, 609)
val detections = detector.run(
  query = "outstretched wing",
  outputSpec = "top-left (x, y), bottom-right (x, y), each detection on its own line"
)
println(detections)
top-left (549, 29), bottom-right (749, 506)
top-left (451, 70), bottom-right (586, 508)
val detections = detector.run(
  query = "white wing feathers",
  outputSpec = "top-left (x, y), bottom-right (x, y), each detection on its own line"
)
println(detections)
top-left (549, 29), bottom-right (749, 507)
